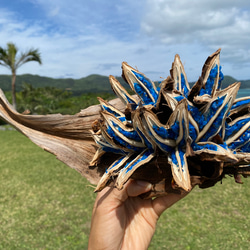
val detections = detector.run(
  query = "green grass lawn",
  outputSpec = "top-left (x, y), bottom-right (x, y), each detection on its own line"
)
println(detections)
top-left (0, 129), bottom-right (250, 249)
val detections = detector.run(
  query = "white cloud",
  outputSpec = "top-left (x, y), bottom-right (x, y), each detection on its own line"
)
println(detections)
top-left (0, 7), bottom-right (147, 79)
top-left (142, 0), bottom-right (250, 71)
top-left (0, 0), bottom-right (249, 83)
top-left (48, 5), bottom-right (60, 17)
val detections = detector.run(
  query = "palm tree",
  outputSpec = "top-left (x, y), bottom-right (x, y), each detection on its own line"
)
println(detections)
top-left (0, 42), bottom-right (42, 110)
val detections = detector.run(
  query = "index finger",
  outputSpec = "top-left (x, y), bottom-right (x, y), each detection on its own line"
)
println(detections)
top-left (152, 191), bottom-right (189, 217)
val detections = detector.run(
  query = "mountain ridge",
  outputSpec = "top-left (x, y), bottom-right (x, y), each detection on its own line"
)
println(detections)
top-left (0, 74), bottom-right (249, 95)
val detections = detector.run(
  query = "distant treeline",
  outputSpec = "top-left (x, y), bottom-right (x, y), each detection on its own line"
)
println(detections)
top-left (0, 74), bottom-right (127, 96)
top-left (1, 74), bottom-right (250, 126)
top-left (0, 74), bottom-right (249, 96)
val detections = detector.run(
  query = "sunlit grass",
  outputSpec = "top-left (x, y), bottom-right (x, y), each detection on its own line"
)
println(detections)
top-left (0, 129), bottom-right (95, 249)
top-left (150, 169), bottom-right (250, 249)
top-left (0, 129), bottom-right (250, 249)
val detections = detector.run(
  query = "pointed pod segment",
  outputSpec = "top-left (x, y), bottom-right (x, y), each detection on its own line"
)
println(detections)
top-left (98, 97), bottom-right (126, 121)
top-left (195, 82), bottom-right (240, 142)
top-left (171, 54), bottom-right (190, 97)
top-left (159, 91), bottom-right (178, 111)
top-left (115, 149), bottom-right (155, 189)
top-left (101, 111), bottom-right (145, 152)
top-left (109, 75), bottom-right (138, 105)
top-left (199, 48), bottom-right (223, 97)
top-left (229, 96), bottom-right (250, 118)
top-left (225, 115), bottom-right (250, 150)
top-left (192, 142), bottom-right (238, 163)
top-left (95, 153), bottom-right (133, 192)
top-left (122, 62), bottom-right (158, 105)
top-left (132, 110), bottom-right (156, 151)
top-left (168, 147), bottom-right (191, 191)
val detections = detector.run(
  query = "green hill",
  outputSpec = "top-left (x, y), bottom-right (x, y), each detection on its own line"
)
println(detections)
top-left (0, 74), bottom-right (250, 95)
top-left (220, 75), bottom-right (237, 87)
top-left (0, 74), bottom-right (127, 95)
top-left (220, 76), bottom-right (250, 89)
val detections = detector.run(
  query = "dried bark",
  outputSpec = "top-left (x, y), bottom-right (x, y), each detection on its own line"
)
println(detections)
top-left (0, 89), bottom-right (124, 184)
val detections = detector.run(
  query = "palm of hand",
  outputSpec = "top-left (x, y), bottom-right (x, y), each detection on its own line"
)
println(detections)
top-left (88, 180), bottom-right (188, 250)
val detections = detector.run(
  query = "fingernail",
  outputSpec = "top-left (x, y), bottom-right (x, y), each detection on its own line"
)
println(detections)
top-left (136, 180), bottom-right (152, 190)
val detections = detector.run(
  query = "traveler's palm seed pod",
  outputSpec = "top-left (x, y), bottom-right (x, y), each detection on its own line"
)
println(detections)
top-left (0, 49), bottom-right (249, 198)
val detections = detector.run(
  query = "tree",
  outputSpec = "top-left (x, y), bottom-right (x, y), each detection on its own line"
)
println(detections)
top-left (0, 42), bottom-right (42, 110)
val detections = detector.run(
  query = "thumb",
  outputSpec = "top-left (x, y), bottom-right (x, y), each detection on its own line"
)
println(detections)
top-left (127, 180), bottom-right (153, 197)
top-left (111, 180), bottom-right (152, 203)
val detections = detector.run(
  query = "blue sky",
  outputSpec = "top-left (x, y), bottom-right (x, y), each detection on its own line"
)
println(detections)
top-left (0, 0), bottom-right (250, 82)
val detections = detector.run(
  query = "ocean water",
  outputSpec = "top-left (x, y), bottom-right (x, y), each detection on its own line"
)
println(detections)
top-left (237, 89), bottom-right (250, 98)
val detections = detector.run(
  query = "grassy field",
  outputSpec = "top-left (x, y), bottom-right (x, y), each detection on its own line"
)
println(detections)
top-left (0, 129), bottom-right (249, 249)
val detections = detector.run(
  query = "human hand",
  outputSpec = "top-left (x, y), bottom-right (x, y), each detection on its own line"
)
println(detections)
top-left (88, 180), bottom-right (189, 250)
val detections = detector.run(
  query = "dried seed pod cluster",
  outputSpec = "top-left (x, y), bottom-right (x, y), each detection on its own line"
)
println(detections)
top-left (91, 49), bottom-right (250, 193)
